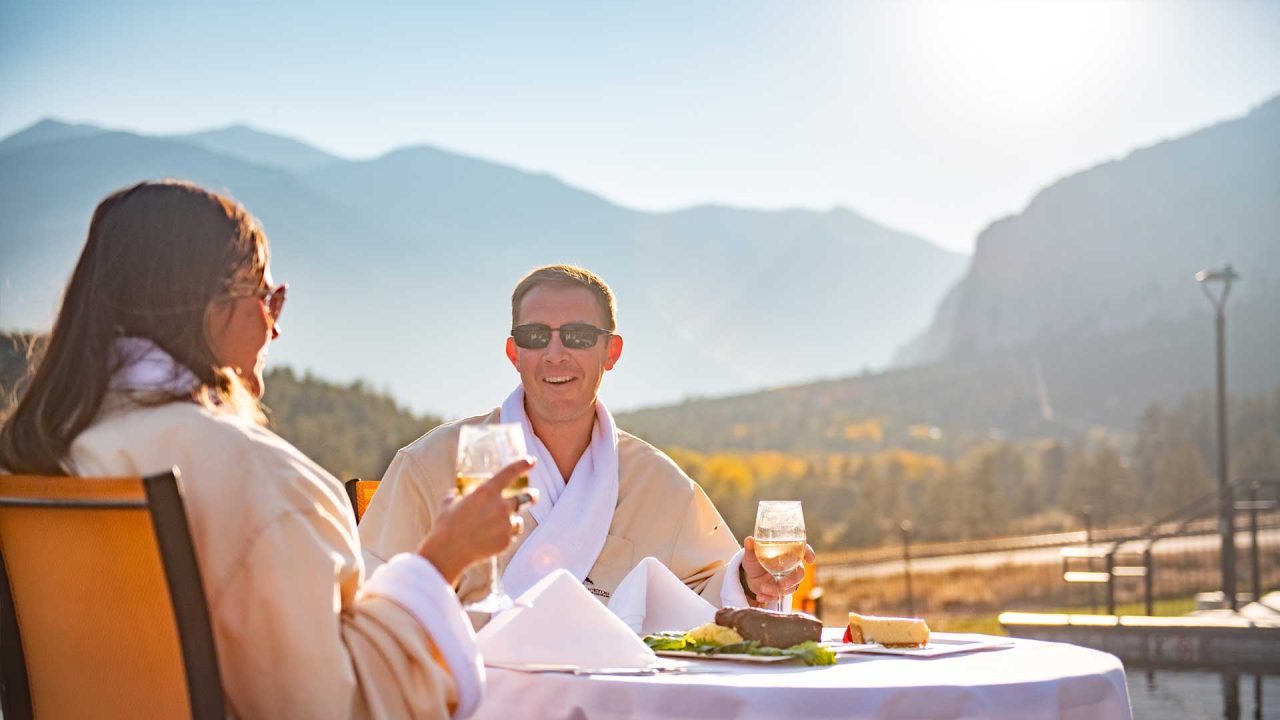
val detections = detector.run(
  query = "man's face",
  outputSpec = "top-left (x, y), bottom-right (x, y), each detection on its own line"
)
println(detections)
top-left (505, 284), bottom-right (623, 429)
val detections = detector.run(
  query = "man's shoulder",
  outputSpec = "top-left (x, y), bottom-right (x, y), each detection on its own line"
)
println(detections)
top-left (399, 409), bottom-right (500, 459)
top-left (618, 429), bottom-right (695, 495)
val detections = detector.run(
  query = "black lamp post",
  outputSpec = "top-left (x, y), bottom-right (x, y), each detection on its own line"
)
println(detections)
top-left (1196, 263), bottom-right (1239, 611)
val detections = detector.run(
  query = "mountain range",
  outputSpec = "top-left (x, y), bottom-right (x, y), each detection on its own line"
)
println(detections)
top-left (620, 95), bottom-right (1280, 451)
top-left (0, 120), bottom-right (966, 416)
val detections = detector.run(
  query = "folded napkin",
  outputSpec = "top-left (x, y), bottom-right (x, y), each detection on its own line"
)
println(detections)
top-left (608, 556), bottom-right (717, 635)
top-left (476, 569), bottom-right (661, 669)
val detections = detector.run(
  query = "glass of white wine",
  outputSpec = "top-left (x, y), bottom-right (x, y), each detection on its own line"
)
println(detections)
top-left (456, 423), bottom-right (529, 613)
top-left (753, 500), bottom-right (806, 612)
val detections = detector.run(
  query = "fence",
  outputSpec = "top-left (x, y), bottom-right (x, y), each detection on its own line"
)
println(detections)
top-left (816, 479), bottom-right (1280, 629)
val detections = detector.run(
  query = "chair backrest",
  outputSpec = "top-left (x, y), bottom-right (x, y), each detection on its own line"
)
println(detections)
top-left (794, 558), bottom-right (823, 617)
top-left (345, 478), bottom-right (381, 523)
top-left (0, 469), bottom-right (224, 720)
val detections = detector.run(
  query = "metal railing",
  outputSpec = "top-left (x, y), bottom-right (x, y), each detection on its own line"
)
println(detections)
top-left (1061, 477), bottom-right (1280, 615)
top-left (816, 481), bottom-right (1279, 623)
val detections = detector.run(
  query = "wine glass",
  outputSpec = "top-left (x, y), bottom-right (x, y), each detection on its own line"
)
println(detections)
top-left (456, 423), bottom-right (529, 613)
top-left (753, 501), bottom-right (806, 612)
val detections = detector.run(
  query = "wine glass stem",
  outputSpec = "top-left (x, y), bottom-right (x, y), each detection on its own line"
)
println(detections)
top-left (774, 574), bottom-right (785, 612)
top-left (489, 556), bottom-right (503, 597)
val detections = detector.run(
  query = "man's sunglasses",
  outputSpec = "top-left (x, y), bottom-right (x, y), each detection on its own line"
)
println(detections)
top-left (511, 323), bottom-right (612, 350)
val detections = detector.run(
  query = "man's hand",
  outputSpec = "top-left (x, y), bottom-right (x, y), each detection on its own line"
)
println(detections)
top-left (741, 536), bottom-right (817, 608)
top-left (417, 458), bottom-right (539, 584)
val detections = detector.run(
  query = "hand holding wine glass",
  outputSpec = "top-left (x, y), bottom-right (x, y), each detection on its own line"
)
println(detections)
top-left (751, 501), bottom-right (809, 612)
top-left (417, 456), bottom-right (536, 586)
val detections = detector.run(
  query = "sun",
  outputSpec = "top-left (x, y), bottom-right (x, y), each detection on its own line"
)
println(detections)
top-left (906, 0), bottom-right (1149, 117)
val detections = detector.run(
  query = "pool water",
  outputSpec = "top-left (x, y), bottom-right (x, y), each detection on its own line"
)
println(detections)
top-left (1127, 669), bottom-right (1279, 719)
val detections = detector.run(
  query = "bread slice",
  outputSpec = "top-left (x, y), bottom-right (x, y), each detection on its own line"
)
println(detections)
top-left (846, 612), bottom-right (930, 648)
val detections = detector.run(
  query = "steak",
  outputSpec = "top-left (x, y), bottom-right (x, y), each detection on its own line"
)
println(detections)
top-left (715, 607), bottom-right (822, 649)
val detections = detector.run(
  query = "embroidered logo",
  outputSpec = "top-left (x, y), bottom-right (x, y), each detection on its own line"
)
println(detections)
top-left (583, 577), bottom-right (611, 600)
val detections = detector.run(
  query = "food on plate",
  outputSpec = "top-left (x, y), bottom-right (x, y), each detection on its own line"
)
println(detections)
top-left (685, 621), bottom-right (744, 646)
top-left (843, 612), bottom-right (930, 648)
top-left (714, 607), bottom-right (822, 649)
top-left (642, 609), bottom-right (834, 666)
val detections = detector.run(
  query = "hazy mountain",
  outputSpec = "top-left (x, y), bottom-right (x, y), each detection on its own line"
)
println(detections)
top-left (0, 118), bottom-right (104, 158)
top-left (618, 294), bottom-right (1280, 454)
top-left (622, 95), bottom-right (1280, 451)
top-left (0, 119), bottom-right (966, 416)
top-left (897, 95), bottom-right (1280, 366)
top-left (175, 124), bottom-right (342, 172)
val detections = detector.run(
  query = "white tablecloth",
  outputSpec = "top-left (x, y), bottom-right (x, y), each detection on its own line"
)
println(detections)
top-left (470, 634), bottom-right (1132, 720)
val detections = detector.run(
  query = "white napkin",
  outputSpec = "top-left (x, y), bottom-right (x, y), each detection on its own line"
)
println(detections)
top-left (608, 557), bottom-right (717, 635)
top-left (476, 569), bottom-right (660, 669)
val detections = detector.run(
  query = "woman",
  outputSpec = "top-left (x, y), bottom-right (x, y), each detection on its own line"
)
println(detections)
top-left (0, 180), bottom-right (534, 718)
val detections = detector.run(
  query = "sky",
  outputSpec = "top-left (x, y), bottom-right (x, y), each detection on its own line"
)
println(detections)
top-left (1, 0), bottom-right (1278, 253)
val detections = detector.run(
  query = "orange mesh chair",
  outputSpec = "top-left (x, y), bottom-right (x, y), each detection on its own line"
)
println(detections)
top-left (0, 469), bottom-right (223, 720)
top-left (345, 478), bottom-right (380, 523)
top-left (794, 558), bottom-right (824, 618)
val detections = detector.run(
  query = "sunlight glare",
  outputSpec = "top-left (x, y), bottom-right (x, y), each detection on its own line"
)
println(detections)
top-left (910, 0), bottom-right (1148, 117)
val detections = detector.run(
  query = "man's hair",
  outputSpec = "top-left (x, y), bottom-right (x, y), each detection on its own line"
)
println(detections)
top-left (510, 264), bottom-right (617, 331)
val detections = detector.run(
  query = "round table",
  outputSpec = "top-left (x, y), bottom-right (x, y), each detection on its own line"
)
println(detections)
top-left (470, 634), bottom-right (1132, 720)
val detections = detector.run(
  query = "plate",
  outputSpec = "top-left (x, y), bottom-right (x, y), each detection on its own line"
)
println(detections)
top-left (486, 660), bottom-right (689, 675)
top-left (826, 632), bottom-right (1014, 658)
top-left (652, 649), bottom-right (794, 663)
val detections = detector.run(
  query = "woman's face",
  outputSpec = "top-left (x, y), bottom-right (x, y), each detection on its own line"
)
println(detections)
top-left (204, 265), bottom-right (280, 398)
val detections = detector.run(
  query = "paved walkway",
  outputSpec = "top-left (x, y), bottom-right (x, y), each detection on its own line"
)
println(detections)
top-left (1190, 591), bottom-right (1280, 627)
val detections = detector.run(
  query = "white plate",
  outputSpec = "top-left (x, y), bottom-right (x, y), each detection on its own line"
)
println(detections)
top-left (653, 649), bottom-right (794, 663)
top-left (827, 632), bottom-right (1014, 658)
top-left (486, 660), bottom-right (689, 674)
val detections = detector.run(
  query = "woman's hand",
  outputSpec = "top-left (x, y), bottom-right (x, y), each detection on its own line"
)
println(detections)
top-left (417, 458), bottom-right (539, 584)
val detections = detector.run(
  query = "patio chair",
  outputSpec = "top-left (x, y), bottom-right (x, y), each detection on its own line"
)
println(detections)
top-left (0, 469), bottom-right (224, 720)
top-left (794, 558), bottom-right (824, 617)
top-left (345, 478), bottom-right (381, 523)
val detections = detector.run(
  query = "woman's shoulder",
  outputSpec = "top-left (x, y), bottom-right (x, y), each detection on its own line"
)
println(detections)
top-left (79, 400), bottom-right (343, 503)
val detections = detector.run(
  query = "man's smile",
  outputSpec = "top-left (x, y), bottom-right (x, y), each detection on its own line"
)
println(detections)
top-left (543, 376), bottom-right (576, 385)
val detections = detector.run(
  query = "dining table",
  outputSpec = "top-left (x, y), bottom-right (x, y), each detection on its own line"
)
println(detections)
top-left (469, 630), bottom-right (1132, 720)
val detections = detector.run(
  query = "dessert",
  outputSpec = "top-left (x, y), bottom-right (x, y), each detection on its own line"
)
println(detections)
top-left (843, 612), bottom-right (930, 648)
top-left (714, 607), bottom-right (822, 650)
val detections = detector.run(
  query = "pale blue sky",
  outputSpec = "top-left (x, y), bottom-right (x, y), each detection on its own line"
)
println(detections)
top-left (2, 0), bottom-right (1278, 252)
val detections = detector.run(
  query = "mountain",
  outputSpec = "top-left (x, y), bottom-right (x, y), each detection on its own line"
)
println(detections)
top-left (175, 124), bottom-right (342, 172)
top-left (0, 118), bottom-right (104, 158)
top-left (623, 95), bottom-right (1280, 451)
top-left (897, 95), bottom-right (1280, 365)
top-left (617, 296), bottom-right (1280, 454)
top-left (0, 120), bottom-right (966, 416)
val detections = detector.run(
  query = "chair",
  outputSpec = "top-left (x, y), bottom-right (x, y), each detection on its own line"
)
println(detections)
top-left (345, 478), bottom-right (381, 523)
top-left (0, 469), bottom-right (224, 720)
top-left (794, 558), bottom-right (824, 618)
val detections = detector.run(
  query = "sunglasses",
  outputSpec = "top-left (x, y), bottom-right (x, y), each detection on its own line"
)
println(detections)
top-left (511, 323), bottom-right (612, 350)
top-left (228, 282), bottom-right (288, 323)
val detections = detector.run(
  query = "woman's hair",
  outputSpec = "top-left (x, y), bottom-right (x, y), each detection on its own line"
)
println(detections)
top-left (0, 180), bottom-right (269, 474)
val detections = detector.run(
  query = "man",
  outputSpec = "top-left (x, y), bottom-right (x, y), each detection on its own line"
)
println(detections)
top-left (360, 264), bottom-right (812, 608)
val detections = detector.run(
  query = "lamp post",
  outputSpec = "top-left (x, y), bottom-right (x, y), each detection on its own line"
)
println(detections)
top-left (1196, 263), bottom-right (1239, 611)
top-left (900, 520), bottom-right (914, 617)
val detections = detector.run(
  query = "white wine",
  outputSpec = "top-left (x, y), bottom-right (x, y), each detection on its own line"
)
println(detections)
top-left (456, 473), bottom-right (530, 499)
top-left (754, 538), bottom-right (806, 577)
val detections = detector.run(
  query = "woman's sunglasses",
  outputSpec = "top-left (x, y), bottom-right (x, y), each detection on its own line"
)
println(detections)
top-left (511, 323), bottom-right (612, 350)
top-left (228, 282), bottom-right (288, 323)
